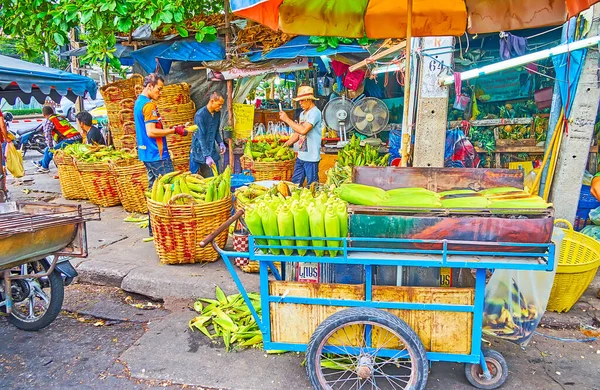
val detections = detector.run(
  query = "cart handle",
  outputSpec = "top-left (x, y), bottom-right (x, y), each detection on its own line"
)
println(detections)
top-left (200, 209), bottom-right (245, 248)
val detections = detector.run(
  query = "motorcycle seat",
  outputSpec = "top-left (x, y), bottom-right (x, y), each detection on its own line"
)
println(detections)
top-left (16, 128), bottom-right (34, 136)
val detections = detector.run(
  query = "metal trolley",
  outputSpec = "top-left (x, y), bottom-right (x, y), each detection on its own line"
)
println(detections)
top-left (201, 210), bottom-right (556, 390)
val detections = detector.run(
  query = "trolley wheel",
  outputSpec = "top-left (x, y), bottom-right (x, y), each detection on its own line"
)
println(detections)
top-left (305, 307), bottom-right (428, 390)
top-left (464, 349), bottom-right (508, 389)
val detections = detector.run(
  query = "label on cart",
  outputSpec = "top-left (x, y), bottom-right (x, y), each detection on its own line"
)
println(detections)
top-left (439, 267), bottom-right (452, 287)
top-left (296, 262), bottom-right (319, 283)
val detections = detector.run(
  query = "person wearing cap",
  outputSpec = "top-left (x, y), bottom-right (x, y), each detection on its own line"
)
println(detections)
top-left (279, 85), bottom-right (323, 186)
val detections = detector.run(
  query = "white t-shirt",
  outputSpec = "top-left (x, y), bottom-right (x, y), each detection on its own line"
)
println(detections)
top-left (297, 106), bottom-right (322, 163)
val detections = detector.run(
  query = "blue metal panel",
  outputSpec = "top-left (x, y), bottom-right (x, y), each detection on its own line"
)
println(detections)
top-left (266, 296), bottom-right (475, 313)
top-left (260, 260), bottom-right (271, 343)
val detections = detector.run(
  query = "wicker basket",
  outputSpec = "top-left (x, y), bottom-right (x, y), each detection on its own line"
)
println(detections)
top-left (147, 194), bottom-right (231, 264)
top-left (75, 160), bottom-right (121, 207)
top-left (53, 150), bottom-right (87, 200)
top-left (99, 74), bottom-right (143, 102)
top-left (172, 156), bottom-right (190, 173)
top-left (240, 155), bottom-right (296, 181)
top-left (116, 135), bottom-right (137, 151)
top-left (110, 159), bottom-right (148, 213)
top-left (547, 219), bottom-right (600, 312)
top-left (160, 101), bottom-right (196, 128)
top-left (122, 121), bottom-right (136, 136)
top-left (156, 83), bottom-right (192, 106)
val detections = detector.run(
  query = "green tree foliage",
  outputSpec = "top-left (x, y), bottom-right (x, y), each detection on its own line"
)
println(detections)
top-left (0, 0), bottom-right (223, 71)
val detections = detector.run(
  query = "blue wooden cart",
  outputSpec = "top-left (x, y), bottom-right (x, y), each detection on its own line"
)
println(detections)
top-left (201, 209), bottom-right (556, 390)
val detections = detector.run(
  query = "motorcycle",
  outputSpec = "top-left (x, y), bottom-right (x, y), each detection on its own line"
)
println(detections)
top-left (2, 112), bottom-right (47, 157)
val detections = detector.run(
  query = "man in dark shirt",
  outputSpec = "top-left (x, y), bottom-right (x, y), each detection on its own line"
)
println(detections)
top-left (75, 111), bottom-right (106, 145)
top-left (190, 91), bottom-right (226, 177)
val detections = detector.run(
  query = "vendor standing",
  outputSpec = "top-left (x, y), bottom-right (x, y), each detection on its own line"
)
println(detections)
top-left (279, 86), bottom-right (323, 186)
top-left (34, 105), bottom-right (82, 173)
top-left (134, 73), bottom-right (187, 189)
top-left (190, 91), bottom-right (226, 177)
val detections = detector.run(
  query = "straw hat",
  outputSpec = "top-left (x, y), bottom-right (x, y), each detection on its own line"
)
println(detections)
top-left (293, 85), bottom-right (319, 101)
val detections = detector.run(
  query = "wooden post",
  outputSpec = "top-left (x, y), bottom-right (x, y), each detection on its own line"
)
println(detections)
top-left (400, 0), bottom-right (413, 167)
top-left (224, 0), bottom-right (235, 170)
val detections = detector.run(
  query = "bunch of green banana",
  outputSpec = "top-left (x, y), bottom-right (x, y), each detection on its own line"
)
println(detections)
top-left (123, 214), bottom-right (149, 229)
top-left (336, 135), bottom-right (389, 167)
top-left (189, 286), bottom-right (263, 351)
top-left (148, 166), bottom-right (232, 204)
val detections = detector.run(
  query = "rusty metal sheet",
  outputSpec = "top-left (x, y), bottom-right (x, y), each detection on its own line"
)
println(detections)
top-left (353, 167), bottom-right (524, 192)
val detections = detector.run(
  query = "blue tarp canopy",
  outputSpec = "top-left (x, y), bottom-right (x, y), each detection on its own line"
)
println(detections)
top-left (0, 55), bottom-right (98, 105)
top-left (131, 39), bottom-right (225, 74)
top-left (248, 36), bottom-right (369, 62)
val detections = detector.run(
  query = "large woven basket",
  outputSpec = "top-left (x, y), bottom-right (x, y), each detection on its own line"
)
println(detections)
top-left (53, 150), bottom-right (87, 200)
top-left (110, 159), bottom-right (148, 213)
top-left (172, 156), bottom-right (190, 173)
top-left (240, 155), bottom-right (296, 181)
top-left (75, 160), bottom-right (121, 207)
top-left (547, 219), bottom-right (600, 312)
top-left (114, 135), bottom-right (137, 151)
top-left (160, 101), bottom-right (196, 128)
top-left (147, 194), bottom-right (231, 264)
top-left (99, 74), bottom-right (143, 102)
top-left (156, 83), bottom-right (192, 106)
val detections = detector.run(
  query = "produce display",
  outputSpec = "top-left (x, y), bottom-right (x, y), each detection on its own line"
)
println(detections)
top-left (147, 166), bottom-right (231, 204)
top-left (243, 140), bottom-right (295, 162)
top-left (244, 187), bottom-right (347, 257)
top-left (326, 136), bottom-right (389, 187)
top-left (234, 181), bottom-right (299, 207)
top-left (61, 144), bottom-right (134, 162)
top-left (337, 184), bottom-right (552, 209)
top-left (252, 133), bottom-right (290, 143)
top-left (189, 286), bottom-right (263, 351)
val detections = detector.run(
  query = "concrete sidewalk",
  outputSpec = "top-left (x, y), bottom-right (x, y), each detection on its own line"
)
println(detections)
top-left (8, 156), bottom-right (262, 300)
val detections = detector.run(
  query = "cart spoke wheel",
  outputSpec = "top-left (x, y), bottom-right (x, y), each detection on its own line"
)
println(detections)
top-left (306, 308), bottom-right (428, 390)
top-left (464, 350), bottom-right (508, 390)
top-left (8, 259), bottom-right (64, 331)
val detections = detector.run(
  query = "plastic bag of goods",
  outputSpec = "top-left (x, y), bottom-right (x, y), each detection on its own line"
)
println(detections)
top-left (580, 225), bottom-right (600, 241)
top-left (589, 207), bottom-right (600, 226)
top-left (5, 141), bottom-right (24, 178)
top-left (482, 228), bottom-right (563, 347)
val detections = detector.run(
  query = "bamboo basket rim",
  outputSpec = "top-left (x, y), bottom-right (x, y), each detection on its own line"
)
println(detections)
top-left (240, 155), bottom-right (296, 171)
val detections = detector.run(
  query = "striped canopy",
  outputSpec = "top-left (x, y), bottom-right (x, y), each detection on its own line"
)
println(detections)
top-left (231, 0), bottom-right (599, 38)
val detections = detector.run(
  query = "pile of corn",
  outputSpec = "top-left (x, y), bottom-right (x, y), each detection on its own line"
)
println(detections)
top-left (336, 135), bottom-right (389, 167)
top-left (189, 286), bottom-right (262, 352)
top-left (147, 166), bottom-right (231, 204)
top-left (243, 140), bottom-right (295, 162)
top-left (245, 187), bottom-right (347, 257)
top-left (337, 184), bottom-right (552, 209)
top-left (61, 144), bottom-right (134, 162)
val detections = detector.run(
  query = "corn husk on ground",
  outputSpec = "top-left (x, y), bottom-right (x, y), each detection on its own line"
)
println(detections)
top-left (189, 286), bottom-right (263, 352)
top-left (244, 185), bottom-right (347, 257)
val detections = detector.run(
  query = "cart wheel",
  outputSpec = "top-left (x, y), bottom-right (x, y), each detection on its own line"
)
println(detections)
top-left (8, 260), bottom-right (64, 331)
top-left (305, 307), bottom-right (428, 390)
top-left (464, 349), bottom-right (508, 389)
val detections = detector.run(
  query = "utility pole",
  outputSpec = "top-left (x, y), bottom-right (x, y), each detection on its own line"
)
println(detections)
top-left (549, 6), bottom-right (600, 222)
top-left (70, 28), bottom-right (84, 114)
top-left (412, 37), bottom-right (454, 167)
top-left (224, 0), bottom-right (235, 170)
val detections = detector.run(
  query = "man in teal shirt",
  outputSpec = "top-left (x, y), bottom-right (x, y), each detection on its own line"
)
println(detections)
top-left (279, 86), bottom-right (323, 186)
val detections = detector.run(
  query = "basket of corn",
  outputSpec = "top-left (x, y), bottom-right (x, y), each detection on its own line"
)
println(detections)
top-left (70, 145), bottom-right (135, 207)
top-left (240, 139), bottom-right (296, 181)
top-left (110, 158), bottom-right (149, 213)
top-left (146, 167), bottom-right (232, 265)
top-left (53, 149), bottom-right (87, 200)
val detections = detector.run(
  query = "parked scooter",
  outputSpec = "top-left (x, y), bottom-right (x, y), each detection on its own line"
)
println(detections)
top-left (2, 112), bottom-right (46, 157)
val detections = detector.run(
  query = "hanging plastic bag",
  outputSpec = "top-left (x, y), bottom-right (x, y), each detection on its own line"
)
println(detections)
top-left (482, 228), bottom-right (563, 347)
top-left (452, 73), bottom-right (471, 111)
top-left (5, 141), bottom-right (24, 178)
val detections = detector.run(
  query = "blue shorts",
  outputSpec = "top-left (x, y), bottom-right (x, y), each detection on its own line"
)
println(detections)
top-left (291, 159), bottom-right (319, 187)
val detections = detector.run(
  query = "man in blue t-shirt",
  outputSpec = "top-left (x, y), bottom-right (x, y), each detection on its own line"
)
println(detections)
top-left (190, 91), bottom-right (226, 177)
top-left (134, 73), bottom-right (188, 189)
top-left (279, 86), bottom-right (323, 186)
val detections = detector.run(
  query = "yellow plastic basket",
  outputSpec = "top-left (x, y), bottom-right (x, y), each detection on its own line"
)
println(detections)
top-left (547, 219), bottom-right (600, 313)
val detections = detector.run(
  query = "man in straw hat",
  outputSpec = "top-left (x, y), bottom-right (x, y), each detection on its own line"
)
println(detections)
top-left (279, 85), bottom-right (323, 186)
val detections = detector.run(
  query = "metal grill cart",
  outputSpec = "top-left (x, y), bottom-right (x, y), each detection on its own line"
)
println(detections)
top-left (201, 168), bottom-right (556, 390)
